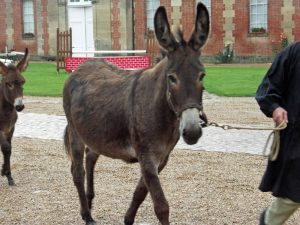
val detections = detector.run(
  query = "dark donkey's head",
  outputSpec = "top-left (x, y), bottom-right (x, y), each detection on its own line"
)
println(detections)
top-left (0, 48), bottom-right (29, 112)
top-left (154, 3), bottom-right (209, 145)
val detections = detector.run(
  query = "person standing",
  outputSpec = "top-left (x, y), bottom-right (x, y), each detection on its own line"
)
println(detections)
top-left (256, 42), bottom-right (300, 225)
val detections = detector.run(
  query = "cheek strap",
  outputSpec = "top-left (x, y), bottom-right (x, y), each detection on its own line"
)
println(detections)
top-left (166, 89), bottom-right (179, 118)
top-left (166, 88), bottom-right (203, 119)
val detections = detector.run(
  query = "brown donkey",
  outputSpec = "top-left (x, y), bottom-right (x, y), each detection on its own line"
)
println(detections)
top-left (0, 49), bottom-right (29, 185)
top-left (63, 3), bottom-right (209, 225)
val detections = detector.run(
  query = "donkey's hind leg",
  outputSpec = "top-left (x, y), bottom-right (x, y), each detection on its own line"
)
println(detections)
top-left (68, 130), bottom-right (96, 225)
top-left (85, 148), bottom-right (99, 210)
top-left (0, 129), bottom-right (15, 186)
top-left (124, 155), bottom-right (170, 225)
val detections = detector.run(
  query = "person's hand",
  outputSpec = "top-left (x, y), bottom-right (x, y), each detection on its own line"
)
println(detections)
top-left (272, 107), bottom-right (288, 125)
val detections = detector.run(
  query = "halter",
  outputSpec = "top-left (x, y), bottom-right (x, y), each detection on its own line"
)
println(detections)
top-left (166, 88), bottom-right (179, 117)
top-left (166, 80), bottom-right (203, 119)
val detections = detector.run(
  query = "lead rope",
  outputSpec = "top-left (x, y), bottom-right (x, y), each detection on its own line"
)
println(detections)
top-left (262, 121), bottom-right (287, 161)
top-left (207, 121), bottom-right (287, 161)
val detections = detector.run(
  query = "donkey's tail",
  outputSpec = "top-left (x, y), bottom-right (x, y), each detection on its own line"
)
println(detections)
top-left (64, 125), bottom-right (71, 157)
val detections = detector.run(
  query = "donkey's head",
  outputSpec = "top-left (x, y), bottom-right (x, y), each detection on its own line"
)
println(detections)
top-left (0, 48), bottom-right (29, 112)
top-left (154, 3), bottom-right (209, 145)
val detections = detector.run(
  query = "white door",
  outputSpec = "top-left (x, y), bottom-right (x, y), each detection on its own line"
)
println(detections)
top-left (68, 6), bottom-right (94, 57)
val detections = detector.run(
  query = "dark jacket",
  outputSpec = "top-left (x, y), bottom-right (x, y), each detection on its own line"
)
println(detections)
top-left (256, 42), bottom-right (300, 202)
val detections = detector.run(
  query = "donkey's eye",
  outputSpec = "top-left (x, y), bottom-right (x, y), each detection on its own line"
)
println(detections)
top-left (6, 83), bottom-right (14, 89)
top-left (168, 74), bottom-right (177, 85)
top-left (14, 80), bottom-right (24, 86)
top-left (199, 72), bottom-right (205, 82)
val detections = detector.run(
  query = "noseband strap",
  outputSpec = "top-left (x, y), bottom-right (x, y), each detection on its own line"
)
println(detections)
top-left (166, 84), bottom-right (203, 118)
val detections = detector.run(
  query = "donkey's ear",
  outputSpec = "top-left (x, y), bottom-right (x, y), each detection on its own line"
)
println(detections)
top-left (154, 6), bottom-right (179, 52)
top-left (0, 61), bottom-right (8, 75)
top-left (188, 2), bottom-right (210, 51)
top-left (17, 48), bottom-right (30, 72)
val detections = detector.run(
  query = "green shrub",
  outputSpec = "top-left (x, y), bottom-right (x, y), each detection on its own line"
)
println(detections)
top-left (215, 44), bottom-right (234, 64)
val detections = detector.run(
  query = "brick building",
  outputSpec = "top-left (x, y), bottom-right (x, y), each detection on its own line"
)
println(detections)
top-left (0, 0), bottom-right (299, 62)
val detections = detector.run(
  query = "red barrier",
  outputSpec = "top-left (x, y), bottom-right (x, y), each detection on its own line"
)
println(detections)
top-left (65, 56), bottom-right (150, 72)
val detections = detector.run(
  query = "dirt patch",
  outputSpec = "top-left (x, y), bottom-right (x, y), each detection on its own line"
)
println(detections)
top-left (23, 96), bottom-right (64, 115)
top-left (203, 93), bottom-right (273, 126)
top-left (1, 95), bottom-right (299, 225)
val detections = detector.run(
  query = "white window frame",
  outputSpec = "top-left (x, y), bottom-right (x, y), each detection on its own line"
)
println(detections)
top-left (68, 0), bottom-right (92, 7)
top-left (23, 0), bottom-right (35, 37)
top-left (250, 0), bottom-right (268, 33)
top-left (146, 0), bottom-right (160, 30)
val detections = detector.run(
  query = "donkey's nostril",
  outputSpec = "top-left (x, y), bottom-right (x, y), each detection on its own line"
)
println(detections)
top-left (182, 129), bottom-right (187, 137)
top-left (182, 126), bottom-right (202, 145)
top-left (15, 105), bottom-right (25, 112)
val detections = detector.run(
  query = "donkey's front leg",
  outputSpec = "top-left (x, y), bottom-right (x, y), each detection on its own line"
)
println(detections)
top-left (124, 177), bottom-right (148, 225)
top-left (0, 131), bottom-right (14, 186)
top-left (139, 155), bottom-right (170, 225)
top-left (1, 141), bottom-right (14, 185)
top-left (125, 155), bottom-right (170, 225)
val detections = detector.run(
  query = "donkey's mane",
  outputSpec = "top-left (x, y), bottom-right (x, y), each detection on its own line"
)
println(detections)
top-left (83, 58), bottom-right (148, 77)
top-left (88, 58), bottom-right (129, 74)
top-left (7, 64), bottom-right (16, 69)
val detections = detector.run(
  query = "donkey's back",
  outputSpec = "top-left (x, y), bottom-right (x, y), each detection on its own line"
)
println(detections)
top-left (63, 59), bottom-right (139, 161)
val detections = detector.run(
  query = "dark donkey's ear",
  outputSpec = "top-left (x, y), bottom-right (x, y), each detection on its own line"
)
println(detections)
top-left (0, 61), bottom-right (8, 75)
top-left (17, 48), bottom-right (30, 72)
top-left (188, 2), bottom-right (210, 51)
top-left (154, 6), bottom-right (179, 52)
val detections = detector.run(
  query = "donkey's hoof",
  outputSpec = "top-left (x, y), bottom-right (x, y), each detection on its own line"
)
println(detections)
top-left (124, 221), bottom-right (133, 225)
top-left (86, 220), bottom-right (96, 225)
top-left (8, 178), bottom-right (15, 186)
top-left (124, 217), bottom-right (134, 225)
top-left (82, 213), bottom-right (96, 225)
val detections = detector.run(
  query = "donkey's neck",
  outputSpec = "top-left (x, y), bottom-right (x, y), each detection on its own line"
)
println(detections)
top-left (142, 60), bottom-right (178, 122)
top-left (0, 84), bottom-right (14, 113)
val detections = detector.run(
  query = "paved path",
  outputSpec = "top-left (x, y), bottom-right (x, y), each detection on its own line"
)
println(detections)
top-left (15, 112), bottom-right (272, 155)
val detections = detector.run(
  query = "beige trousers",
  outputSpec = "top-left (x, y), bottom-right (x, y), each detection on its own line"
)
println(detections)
top-left (265, 197), bottom-right (300, 225)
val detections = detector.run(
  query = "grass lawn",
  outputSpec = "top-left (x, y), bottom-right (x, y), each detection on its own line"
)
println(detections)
top-left (24, 63), bottom-right (70, 97)
top-left (204, 66), bottom-right (269, 97)
top-left (22, 62), bottom-right (269, 97)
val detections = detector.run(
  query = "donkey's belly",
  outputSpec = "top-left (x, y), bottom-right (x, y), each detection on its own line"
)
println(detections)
top-left (86, 140), bottom-right (138, 163)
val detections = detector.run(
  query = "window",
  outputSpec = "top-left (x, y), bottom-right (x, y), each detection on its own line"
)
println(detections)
top-left (250, 0), bottom-right (268, 33)
top-left (146, 0), bottom-right (160, 30)
top-left (196, 0), bottom-right (211, 17)
top-left (68, 0), bottom-right (91, 6)
top-left (23, 0), bottom-right (34, 38)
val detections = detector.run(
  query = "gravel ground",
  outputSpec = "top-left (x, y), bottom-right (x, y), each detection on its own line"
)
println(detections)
top-left (0, 95), bottom-right (299, 225)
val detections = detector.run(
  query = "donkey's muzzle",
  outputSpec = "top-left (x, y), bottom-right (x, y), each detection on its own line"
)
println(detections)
top-left (14, 97), bottom-right (24, 112)
top-left (182, 125), bottom-right (202, 145)
top-left (180, 108), bottom-right (203, 145)
top-left (15, 104), bottom-right (25, 112)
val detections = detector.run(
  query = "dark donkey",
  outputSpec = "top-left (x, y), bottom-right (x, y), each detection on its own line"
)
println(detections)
top-left (63, 3), bottom-right (209, 225)
top-left (0, 49), bottom-right (29, 185)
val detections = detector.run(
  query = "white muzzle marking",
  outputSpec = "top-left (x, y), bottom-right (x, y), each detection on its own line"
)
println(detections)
top-left (14, 97), bottom-right (23, 107)
top-left (179, 108), bottom-right (201, 135)
top-left (179, 108), bottom-right (203, 145)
